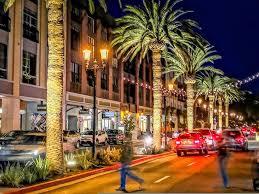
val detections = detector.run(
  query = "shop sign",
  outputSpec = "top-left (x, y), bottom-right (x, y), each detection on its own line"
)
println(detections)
top-left (102, 112), bottom-right (115, 118)
top-left (37, 104), bottom-right (46, 112)
top-left (79, 109), bottom-right (90, 115)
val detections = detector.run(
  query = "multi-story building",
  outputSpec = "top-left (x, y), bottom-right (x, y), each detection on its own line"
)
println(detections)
top-left (0, 0), bottom-right (185, 137)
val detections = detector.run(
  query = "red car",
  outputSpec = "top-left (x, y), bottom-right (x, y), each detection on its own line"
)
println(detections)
top-left (176, 132), bottom-right (208, 156)
top-left (194, 129), bottom-right (220, 150)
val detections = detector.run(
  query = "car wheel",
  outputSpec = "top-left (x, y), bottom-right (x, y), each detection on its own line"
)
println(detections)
top-left (183, 151), bottom-right (187, 156)
top-left (199, 150), bottom-right (203, 155)
top-left (104, 139), bottom-right (108, 145)
top-left (204, 149), bottom-right (208, 155)
top-left (96, 139), bottom-right (99, 145)
top-left (121, 140), bottom-right (124, 144)
top-left (177, 151), bottom-right (182, 156)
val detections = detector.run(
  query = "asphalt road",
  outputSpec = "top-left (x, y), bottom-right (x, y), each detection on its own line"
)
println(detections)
top-left (34, 151), bottom-right (254, 194)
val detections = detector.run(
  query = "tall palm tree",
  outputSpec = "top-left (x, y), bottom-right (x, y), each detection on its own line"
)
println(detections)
top-left (4, 0), bottom-right (122, 174)
top-left (165, 45), bottom-right (222, 131)
top-left (196, 74), bottom-right (229, 130)
top-left (112, 0), bottom-right (199, 149)
top-left (221, 80), bottom-right (242, 128)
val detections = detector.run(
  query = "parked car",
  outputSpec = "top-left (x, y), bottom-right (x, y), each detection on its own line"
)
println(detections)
top-left (107, 129), bottom-right (125, 144)
top-left (0, 132), bottom-right (76, 163)
top-left (222, 129), bottom-right (248, 151)
top-left (63, 130), bottom-right (80, 148)
top-left (175, 132), bottom-right (208, 156)
top-left (0, 130), bottom-right (32, 145)
top-left (194, 128), bottom-right (218, 150)
top-left (80, 130), bottom-right (108, 146)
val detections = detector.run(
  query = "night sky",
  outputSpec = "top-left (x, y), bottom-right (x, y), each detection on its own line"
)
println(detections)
top-left (108, 0), bottom-right (259, 94)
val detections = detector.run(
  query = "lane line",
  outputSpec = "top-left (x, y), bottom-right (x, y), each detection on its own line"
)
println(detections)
top-left (154, 176), bottom-right (170, 183)
top-left (205, 155), bottom-right (210, 158)
top-left (187, 162), bottom-right (196, 166)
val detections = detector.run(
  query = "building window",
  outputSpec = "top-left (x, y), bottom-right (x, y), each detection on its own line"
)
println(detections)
top-left (71, 62), bottom-right (81, 83)
top-left (87, 70), bottom-right (94, 87)
top-left (22, 51), bottom-right (36, 85)
top-left (23, 8), bottom-right (39, 42)
top-left (113, 68), bottom-right (119, 93)
top-left (29, 0), bottom-right (38, 4)
top-left (88, 16), bottom-right (95, 34)
top-left (146, 66), bottom-right (150, 83)
top-left (71, 6), bottom-right (81, 22)
top-left (101, 70), bottom-right (108, 90)
top-left (0, 43), bottom-right (7, 79)
top-left (71, 25), bottom-right (80, 50)
top-left (88, 36), bottom-right (95, 59)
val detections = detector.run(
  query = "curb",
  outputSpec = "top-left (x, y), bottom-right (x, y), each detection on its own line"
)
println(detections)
top-left (4, 152), bottom-right (174, 194)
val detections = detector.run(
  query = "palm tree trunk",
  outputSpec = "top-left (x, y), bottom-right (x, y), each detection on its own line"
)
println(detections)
top-left (185, 79), bottom-right (195, 132)
top-left (150, 44), bottom-right (164, 150)
top-left (218, 98), bottom-right (223, 131)
top-left (46, 0), bottom-right (64, 174)
top-left (209, 95), bottom-right (214, 130)
top-left (225, 99), bottom-right (229, 128)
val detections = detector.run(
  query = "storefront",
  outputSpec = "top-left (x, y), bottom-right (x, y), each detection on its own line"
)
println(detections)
top-left (99, 111), bottom-right (120, 130)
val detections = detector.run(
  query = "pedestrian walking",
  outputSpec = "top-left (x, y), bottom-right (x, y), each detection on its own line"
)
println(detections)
top-left (117, 141), bottom-right (144, 193)
top-left (217, 134), bottom-right (230, 188)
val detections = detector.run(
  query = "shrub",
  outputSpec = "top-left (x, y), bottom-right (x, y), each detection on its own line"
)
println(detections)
top-left (96, 149), bottom-right (112, 166)
top-left (109, 148), bottom-right (122, 162)
top-left (32, 156), bottom-right (50, 181)
top-left (75, 150), bottom-right (93, 170)
top-left (23, 164), bottom-right (38, 184)
top-left (0, 163), bottom-right (24, 187)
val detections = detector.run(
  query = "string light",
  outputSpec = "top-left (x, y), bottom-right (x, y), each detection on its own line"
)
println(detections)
top-left (236, 72), bottom-right (259, 86)
top-left (123, 77), bottom-right (186, 97)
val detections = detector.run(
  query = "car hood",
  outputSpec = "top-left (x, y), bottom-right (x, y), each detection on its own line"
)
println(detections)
top-left (0, 144), bottom-right (45, 155)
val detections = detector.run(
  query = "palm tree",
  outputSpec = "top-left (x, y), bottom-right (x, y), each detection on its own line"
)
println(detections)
top-left (112, 0), bottom-right (199, 149)
top-left (165, 45), bottom-right (222, 131)
top-left (221, 80), bottom-right (242, 128)
top-left (4, 0), bottom-right (122, 174)
top-left (196, 74), bottom-right (229, 130)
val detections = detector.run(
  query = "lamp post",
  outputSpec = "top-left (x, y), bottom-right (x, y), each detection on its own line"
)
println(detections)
top-left (83, 48), bottom-right (108, 158)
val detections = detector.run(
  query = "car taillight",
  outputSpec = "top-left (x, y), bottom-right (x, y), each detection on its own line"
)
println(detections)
top-left (176, 140), bottom-right (181, 145)
top-left (194, 140), bottom-right (200, 144)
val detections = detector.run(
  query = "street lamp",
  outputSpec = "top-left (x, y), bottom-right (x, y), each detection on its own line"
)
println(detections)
top-left (83, 48), bottom-right (108, 158)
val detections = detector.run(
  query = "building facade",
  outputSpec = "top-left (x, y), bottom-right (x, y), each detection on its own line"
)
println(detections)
top-left (0, 0), bottom-right (185, 136)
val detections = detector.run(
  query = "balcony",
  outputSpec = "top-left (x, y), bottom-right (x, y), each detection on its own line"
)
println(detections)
top-left (70, 82), bottom-right (81, 93)
top-left (112, 92), bottom-right (120, 101)
top-left (23, 24), bottom-right (39, 42)
top-left (101, 89), bottom-right (109, 99)
top-left (86, 85), bottom-right (94, 96)
top-left (0, 14), bottom-right (10, 32)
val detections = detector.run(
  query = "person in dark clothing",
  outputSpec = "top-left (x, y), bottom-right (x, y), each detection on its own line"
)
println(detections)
top-left (117, 141), bottom-right (144, 193)
top-left (217, 135), bottom-right (230, 188)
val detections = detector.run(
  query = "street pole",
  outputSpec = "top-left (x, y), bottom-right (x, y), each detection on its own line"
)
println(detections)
top-left (92, 70), bottom-right (97, 158)
top-left (164, 96), bottom-right (167, 147)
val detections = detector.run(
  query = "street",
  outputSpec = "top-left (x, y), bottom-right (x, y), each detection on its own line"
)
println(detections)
top-left (32, 151), bottom-right (254, 194)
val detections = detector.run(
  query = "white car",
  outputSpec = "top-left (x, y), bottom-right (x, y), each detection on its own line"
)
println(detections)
top-left (80, 130), bottom-right (108, 146)
top-left (0, 132), bottom-right (76, 163)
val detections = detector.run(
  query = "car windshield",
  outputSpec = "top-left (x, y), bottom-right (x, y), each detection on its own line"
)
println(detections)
top-left (107, 130), bottom-right (119, 134)
top-left (9, 135), bottom-right (45, 145)
top-left (83, 131), bottom-right (96, 135)
top-left (179, 133), bottom-right (200, 139)
top-left (224, 131), bottom-right (242, 137)
top-left (199, 130), bottom-right (211, 135)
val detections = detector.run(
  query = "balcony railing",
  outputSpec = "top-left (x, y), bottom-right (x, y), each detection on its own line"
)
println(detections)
top-left (23, 24), bottom-right (39, 42)
top-left (0, 14), bottom-right (10, 32)
top-left (86, 85), bottom-right (94, 96)
top-left (70, 82), bottom-right (81, 93)
top-left (112, 92), bottom-right (120, 101)
top-left (101, 89), bottom-right (109, 99)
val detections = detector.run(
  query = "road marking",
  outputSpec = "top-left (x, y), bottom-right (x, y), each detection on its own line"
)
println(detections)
top-left (205, 155), bottom-right (210, 158)
top-left (187, 162), bottom-right (196, 166)
top-left (154, 176), bottom-right (170, 183)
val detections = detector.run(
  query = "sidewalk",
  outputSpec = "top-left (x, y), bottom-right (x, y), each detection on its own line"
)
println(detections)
top-left (2, 152), bottom-right (174, 194)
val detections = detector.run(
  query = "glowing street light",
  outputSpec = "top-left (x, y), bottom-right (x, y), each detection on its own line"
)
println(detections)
top-left (83, 48), bottom-right (108, 158)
